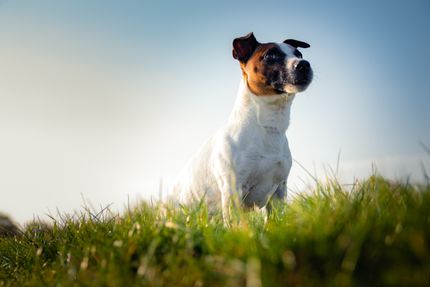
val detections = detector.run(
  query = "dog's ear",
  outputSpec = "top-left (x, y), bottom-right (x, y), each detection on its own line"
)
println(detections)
top-left (233, 32), bottom-right (260, 63)
top-left (283, 39), bottom-right (310, 48)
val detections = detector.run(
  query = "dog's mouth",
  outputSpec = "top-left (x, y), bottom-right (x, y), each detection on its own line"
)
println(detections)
top-left (283, 77), bottom-right (312, 93)
top-left (274, 80), bottom-right (312, 94)
top-left (271, 70), bottom-right (313, 94)
top-left (292, 77), bottom-right (311, 86)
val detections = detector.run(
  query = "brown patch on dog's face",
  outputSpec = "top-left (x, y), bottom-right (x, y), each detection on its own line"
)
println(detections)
top-left (241, 43), bottom-right (287, 96)
top-left (232, 33), bottom-right (313, 96)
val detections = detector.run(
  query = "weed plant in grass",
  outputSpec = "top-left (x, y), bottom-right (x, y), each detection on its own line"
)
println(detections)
top-left (0, 175), bottom-right (429, 286)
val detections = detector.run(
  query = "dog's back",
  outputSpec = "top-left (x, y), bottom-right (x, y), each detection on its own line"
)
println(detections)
top-left (171, 135), bottom-right (220, 207)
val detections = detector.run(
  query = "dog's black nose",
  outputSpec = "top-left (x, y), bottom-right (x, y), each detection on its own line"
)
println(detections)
top-left (295, 60), bottom-right (310, 71)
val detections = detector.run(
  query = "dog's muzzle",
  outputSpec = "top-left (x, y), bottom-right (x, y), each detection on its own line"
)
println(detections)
top-left (292, 60), bottom-right (312, 86)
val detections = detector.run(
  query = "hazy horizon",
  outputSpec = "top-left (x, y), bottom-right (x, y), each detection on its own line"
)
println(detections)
top-left (1, 1), bottom-right (429, 223)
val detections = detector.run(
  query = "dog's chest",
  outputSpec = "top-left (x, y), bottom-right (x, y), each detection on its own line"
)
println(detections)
top-left (247, 153), bottom-right (289, 183)
top-left (234, 131), bottom-right (291, 207)
top-left (234, 126), bottom-right (291, 185)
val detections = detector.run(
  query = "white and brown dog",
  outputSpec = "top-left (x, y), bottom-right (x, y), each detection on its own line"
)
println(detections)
top-left (171, 33), bottom-right (313, 223)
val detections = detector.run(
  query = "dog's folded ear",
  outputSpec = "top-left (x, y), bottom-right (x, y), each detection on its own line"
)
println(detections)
top-left (283, 39), bottom-right (310, 48)
top-left (233, 32), bottom-right (260, 63)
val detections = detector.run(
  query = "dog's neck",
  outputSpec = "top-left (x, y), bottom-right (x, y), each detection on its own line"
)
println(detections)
top-left (228, 79), bottom-right (295, 134)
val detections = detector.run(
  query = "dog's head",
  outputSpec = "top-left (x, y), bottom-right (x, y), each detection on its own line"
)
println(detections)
top-left (233, 32), bottom-right (313, 95)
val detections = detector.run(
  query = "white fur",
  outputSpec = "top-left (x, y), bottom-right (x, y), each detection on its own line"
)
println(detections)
top-left (170, 76), bottom-right (295, 223)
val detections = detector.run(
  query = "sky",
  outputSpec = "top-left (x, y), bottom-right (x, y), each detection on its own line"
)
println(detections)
top-left (1, 0), bottom-right (429, 223)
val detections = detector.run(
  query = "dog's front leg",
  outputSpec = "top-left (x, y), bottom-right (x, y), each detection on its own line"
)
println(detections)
top-left (266, 180), bottom-right (287, 215)
top-left (215, 172), bottom-right (242, 226)
top-left (221, 189), bottom-right (232, 226)
top-left (213, 155), bottom-right (241, 226)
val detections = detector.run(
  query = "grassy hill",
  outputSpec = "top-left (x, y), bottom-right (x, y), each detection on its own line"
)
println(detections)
top-left (1, 175), bottom-right (429, 286)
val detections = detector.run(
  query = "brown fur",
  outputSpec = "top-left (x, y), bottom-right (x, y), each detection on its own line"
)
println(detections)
top-left (240, 44), bottom-right (284, 96)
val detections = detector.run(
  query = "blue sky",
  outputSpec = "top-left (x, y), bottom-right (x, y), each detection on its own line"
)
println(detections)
top-left (1, 1), bottom-right (429, 223)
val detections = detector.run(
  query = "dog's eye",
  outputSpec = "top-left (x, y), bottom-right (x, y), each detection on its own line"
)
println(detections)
top-left (294, 50), bottom-right (303, 58)
top-left (264, 52), bottom-right (279, 61)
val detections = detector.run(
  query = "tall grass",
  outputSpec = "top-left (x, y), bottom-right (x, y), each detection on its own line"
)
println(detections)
top-left (1, 175), bottom-right (429, 286)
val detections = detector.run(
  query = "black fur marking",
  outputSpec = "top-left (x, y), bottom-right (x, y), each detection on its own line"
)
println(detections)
top-left (294, 50), bottom-right (303, 58)
top-left (261, 46), bottom-right (287, 92)
top-left (283, 39), bottom-right (310, 48)
top-left (263, 47), bottom-right (286, 64)
top-left (232, 32), bottom-right (260, 63)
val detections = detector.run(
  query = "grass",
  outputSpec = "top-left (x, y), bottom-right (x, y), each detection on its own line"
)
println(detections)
top-left (1, 175), bottom-right (430, 286)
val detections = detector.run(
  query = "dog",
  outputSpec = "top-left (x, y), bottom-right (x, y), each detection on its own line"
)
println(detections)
top-left (170, 32), bottom-right (313, 223)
